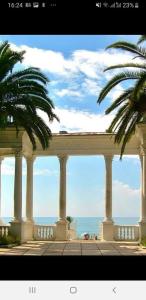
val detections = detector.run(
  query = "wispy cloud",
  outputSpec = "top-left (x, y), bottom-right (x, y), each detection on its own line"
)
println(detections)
top-left (54, 89), bottom-right (84, 98)
top-left (38, 107), bottom-right (115, 133)
top-left (112, 180), bottom-right (140, 217)
top-left (33, 169), bottom-right (59, 176)
top-left (1, 159), bottom-right (59, 177)
top-left (10, 42), bottom-right (139, 102)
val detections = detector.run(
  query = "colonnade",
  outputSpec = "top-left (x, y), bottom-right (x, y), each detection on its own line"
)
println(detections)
top-left (0, 152), bottom-right (145, 241)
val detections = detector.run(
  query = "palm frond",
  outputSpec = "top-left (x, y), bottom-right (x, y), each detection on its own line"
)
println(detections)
top-left (132, 73), bottom-right (146, 99)
top-left (137, 35), bottom-right (146, 45)
top-left (106, 41), bottom-right (146, 59)
top-left (119, 113), bottom-right (142, 158)
top-left (107, 103), bottom-right (129, 133)
top-left (104, 63), bottom-right (146, 72)
top-left (97, 71), bottom-right (143, 104)
top-left (105, 88), bottom-right (133, 114)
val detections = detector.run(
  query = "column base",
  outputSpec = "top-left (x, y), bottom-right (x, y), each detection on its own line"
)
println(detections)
top-left (101, 220), bottom-right (114, 241)
top-left (9, 220), bottom-right (34, 243)
top-left (55, 219), bottom-right (69, 241)
top-left (139, 221), bottom-right (146, 241)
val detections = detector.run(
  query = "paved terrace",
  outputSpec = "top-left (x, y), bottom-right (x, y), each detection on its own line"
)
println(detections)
top-left (0, 241), bottom-right (146, 255)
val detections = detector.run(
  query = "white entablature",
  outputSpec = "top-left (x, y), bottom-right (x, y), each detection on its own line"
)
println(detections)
top-left (0, 127), bottom-right (140, 157)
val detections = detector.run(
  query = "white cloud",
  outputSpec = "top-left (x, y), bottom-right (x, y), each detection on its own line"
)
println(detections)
top-left (54, 89), bottom-right (83, 98)
top-left (33, 169), bottom-right (59, 176)
top-left (108, 84), bottom-right (124, 103)
top-left (81, 78), bottom-right (102, 96)
top-left (11, 44), bottom-right (75, 76)
top-left (112, 180), bottom-right (140, 217)
top-left (38, 107), bottom-right (115, 133)
top-left (11, 43), bottom-right (137, 78)
top-left (67, 179), bottom-right (140, 217)
top-left (10, 42), bottom-right (140, 101)
top-left (1, 159), bottom-right (59, 177)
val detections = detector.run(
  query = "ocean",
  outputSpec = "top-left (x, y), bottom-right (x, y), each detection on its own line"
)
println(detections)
top-left (3, 217), bottom-right (139, 238)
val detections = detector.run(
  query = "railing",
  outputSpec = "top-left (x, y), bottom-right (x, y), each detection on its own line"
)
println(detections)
top-left (33, 225), bottom-right (56, 240)
top-left (114, 225), bottom-right (139, 241)
top-left (0, 225), bottom-right (10, 237)
top-left (98, 222), bottom-right (103, 240)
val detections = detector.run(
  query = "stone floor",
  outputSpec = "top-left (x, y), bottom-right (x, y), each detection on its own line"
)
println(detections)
top-left (0, 240), bottom-right (146, 255)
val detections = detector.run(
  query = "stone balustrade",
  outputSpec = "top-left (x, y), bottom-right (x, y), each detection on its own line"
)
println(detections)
top-left (0, 225), bottom-right (10, 237)
top-left (114, 225), bottom-right (139, 241)
top-left (33, 224), bottom-right (56, 240)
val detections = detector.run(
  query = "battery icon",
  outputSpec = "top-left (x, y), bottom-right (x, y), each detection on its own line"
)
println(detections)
top-left (135, 3), bottom-right (139, 8)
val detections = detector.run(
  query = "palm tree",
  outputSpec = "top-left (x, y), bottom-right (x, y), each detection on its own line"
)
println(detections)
top-left (97, 36), bottom-right (146, 158)
top-left (0, 41), bottom-right (59, 150)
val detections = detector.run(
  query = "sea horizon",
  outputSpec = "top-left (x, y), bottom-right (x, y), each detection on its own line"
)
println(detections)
top-left (2, 216), bottom-right (140, 237)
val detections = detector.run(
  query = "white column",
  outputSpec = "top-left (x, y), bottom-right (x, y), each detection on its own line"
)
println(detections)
top-left (104, 155), bottom-right (113, 222)
top-left (140, 149), bottom-right (146, 222)
top-left (26, 156), bottom-right (35, 222)
top-left (139, 155), bottom-right (144, 222)
top-left (0, 157), bottom-right (4, 225)
top-left (58, 155), bottom-right (68, 220)
top-left (14, 151), bottom-right (22, 222)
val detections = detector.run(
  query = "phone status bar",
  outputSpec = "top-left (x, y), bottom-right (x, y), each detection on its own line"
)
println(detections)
top-left (7, 1), bottom-right (141, 9)
top-left (96, 2), bottom-right (140, 8)
top-left (7, 1), bottom-right (57, 8)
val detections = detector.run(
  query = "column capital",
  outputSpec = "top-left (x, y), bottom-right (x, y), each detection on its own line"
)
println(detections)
top-left (58, 155), bottom-right (68, 163)
top-left (104, 155), bottom-right (113, 165)
top-left (139, 145), bottom-right (146, 156)
top-left (25, 155), bottom-right (36, 163)
top-left (104, 154), bottom-right (114, 159)
top-left (14, 150), bottom-right (22, 157)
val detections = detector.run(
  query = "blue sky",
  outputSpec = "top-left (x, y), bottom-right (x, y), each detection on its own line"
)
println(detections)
top-left (0, 35), bottom-right (142, 218)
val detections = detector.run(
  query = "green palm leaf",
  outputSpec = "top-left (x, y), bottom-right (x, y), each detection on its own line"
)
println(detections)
top-left (97, 37), bottom-right (146, 158)
top-left (106, 41), bottom-right (146, 59)
top-left (137, 35), bottom-right (146, 45)
top-left (105, 88), bottom-right (133, 114)
top-left (0, 41), bottom-right (58, 150)
top-left (104, 63), bottom-right (146, 72)
top-left (97, 71), bottom-right (143, 103)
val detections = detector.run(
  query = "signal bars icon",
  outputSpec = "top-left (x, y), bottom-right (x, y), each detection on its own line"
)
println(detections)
top-left (110, 2), bottom-right (122, 8)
